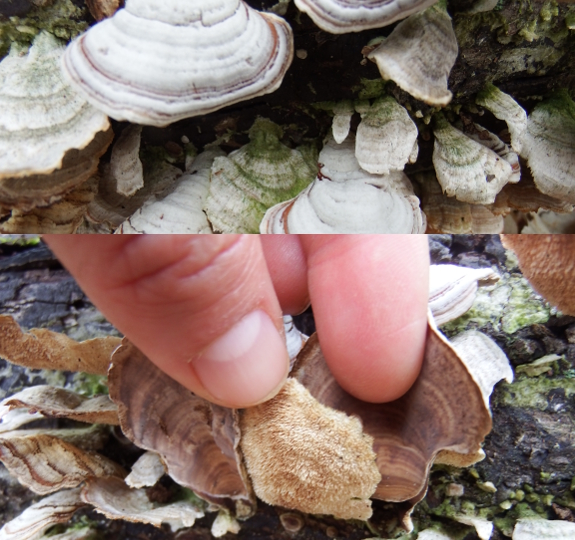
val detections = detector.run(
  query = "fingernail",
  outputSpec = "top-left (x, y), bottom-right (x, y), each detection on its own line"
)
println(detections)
top-left (191, 310), bottom-right (289, 407)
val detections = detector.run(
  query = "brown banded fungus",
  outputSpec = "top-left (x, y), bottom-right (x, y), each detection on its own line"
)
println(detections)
top-left (0, 385), bottom-right (119, 426)
top-left (0, 488), bottom-right (87, 540)
top-left (62, 0), bottom-right (294, 127)
top-left (0, 281), bottom-right (511, 530)
top-left (108, 340), bottom-right (256, 518)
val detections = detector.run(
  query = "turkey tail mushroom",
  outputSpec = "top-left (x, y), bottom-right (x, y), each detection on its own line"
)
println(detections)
top-left (108, 340), bottom-right (256, 518)
top-left (62, 0), bottom-right (294, 127)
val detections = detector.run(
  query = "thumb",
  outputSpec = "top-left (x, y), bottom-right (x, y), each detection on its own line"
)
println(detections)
top-left (44, 235), bottom-right (289, 408)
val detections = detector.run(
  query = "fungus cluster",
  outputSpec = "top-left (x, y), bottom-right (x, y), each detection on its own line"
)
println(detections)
top-left (0, 0), bottom-right (572, 231)
top-left (0, 264), bottom-right (518, 538)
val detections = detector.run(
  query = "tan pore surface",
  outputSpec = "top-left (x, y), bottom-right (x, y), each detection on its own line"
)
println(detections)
top-left (240, 378), bottom-right (381, 521)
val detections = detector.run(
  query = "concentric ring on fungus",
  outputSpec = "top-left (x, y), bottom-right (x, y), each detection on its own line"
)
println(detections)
top-left (62, 0), bottom-right (294, 126)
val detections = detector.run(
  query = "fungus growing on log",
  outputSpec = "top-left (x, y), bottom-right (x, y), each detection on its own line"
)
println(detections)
top-left (62, 0), bottom-right (294, 126)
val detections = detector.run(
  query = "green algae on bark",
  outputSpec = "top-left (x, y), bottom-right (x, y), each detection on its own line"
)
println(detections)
top-left (441, 271), bottom-right (552, 336)
top-left (0, 0), bottom-right (87, 60)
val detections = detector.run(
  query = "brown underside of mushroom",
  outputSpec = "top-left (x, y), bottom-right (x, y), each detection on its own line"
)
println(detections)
top-left (501, 235), bottom-right (575, 316)
top-left (108, 340), bottom-right (256, 517)
top-left (0, 176), bottom-right (99, 233)
top-left (291, 323), bottom-right (492, 503)
top-left (0, 127), bottom-right (113, 212)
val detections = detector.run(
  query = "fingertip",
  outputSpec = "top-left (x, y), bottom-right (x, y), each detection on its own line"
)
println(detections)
top-left (303, 235), bottom-right (430, 403)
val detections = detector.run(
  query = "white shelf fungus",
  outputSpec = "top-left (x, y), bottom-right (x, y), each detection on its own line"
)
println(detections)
top-left (294, 0), bottom-right (439, 33)
top-left (429, 265), bottom-right (499, 326)
top-left (521, 90), bottom-right (575, 204)
top-left (0, 32), bottom-right (110, 209)
top-left (260, 135), bottom-right (426, 233)
top-left (466, 124), bottom-right (521, 185)
top-left (331, 100), bottom-right (354, 144)
top-left (476, 83), bottom-right (528, 154)
top-left (110, 125), bottom-right (144, 197)
top-left (204, 118), bottom-right (316, 233)
top-left (63, 0), bottom-right (294, 126)
top-left (367, 5), bottom-right (458, 106)
top-left (118, 149), bottom-right (223, 233)
top-left (432, 114), bottom-right (514, 205)
top-left (355, 96), bottom-right (419, 175)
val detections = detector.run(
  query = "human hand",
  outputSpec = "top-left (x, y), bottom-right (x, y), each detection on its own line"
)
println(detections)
top-left (44, 235), bottom-right (430, 409)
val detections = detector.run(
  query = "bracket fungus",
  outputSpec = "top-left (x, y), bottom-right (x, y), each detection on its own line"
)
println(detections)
top-left (118, 148), bottom-right (223, 233)
top-left (239, 378), bottom-right (381, 521)
top-left (520, 90), bottom-right (575, 204)
top-left (0, 488), bottom-right (86, 540)
top-left (0, 385), bottom-right (119, 426)
top-left (0, 262), bottom-right (513, 533)
top-left (367, 4), bottom-right (458, 107)
top-left (260, 135), bottom-right (425, 233)
top-left (432, 113), bottom-right (514, 205)
top-left (108, 340), bottom-right (256, 517)
top-left (354, 96), bottom-right (419, 175)
top-left (82, 476), bottom-right (204, 531)
top-left (109, 125), bottom-right (144, 198)
top-left (293, 0), bottom-right (438, 33)
top-left (0, 32), bottom-right (111, 211)
top-left (428, 265), bottom-right (499, 326)
top-left (62, 0), bottom-right (294, 126)
top-left (204, 118), bottom-right (316, 233)
top-left (0, 314), bottom-right (121, 375)
top-left (417, 172), bottom-right (504, 234)
top-left (475, 83), bottom-right (528, 154)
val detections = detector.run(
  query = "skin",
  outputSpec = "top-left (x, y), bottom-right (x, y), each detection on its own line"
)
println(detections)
top-left (44, 235), bottom-right (429, 408)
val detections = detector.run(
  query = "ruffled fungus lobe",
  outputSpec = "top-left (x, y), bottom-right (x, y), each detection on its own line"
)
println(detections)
top-left (205, 118), bottom-right (316, 233)
top-left (355, 96), bottom-right (419, 175)
top-left (82, 476), bottom-right (204, 531)
top-left (0, 315), bottom-right (121, 375)
top-left (240, 378), bottom-right (381, 521)
top-left (367, 4), bottom-right (458, 106)
top-left (290, 321), bottom-right (493, 505)
top-left (294, 0), bottom-right (438, 33)
top-left (432, 113), bottom-right (513, 205)
top-left (520, 90), bottom-right (575, 204)
top-left (63, 0), bottom-right (294, 127)
top-left (0, 488), bottom-right (86, 540)
top-left (475, 83), bottom-right (527, 154)
top-left (0, 32), bottom-right (112, 211)
top-left (501, 235), bottom-right (575, 316)
top-left (108, 340), bottom-right (256, 517)
top-left (0, 386), bottom-right (119, 425)
top-left (260, 135), bottom-right (425, 233)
